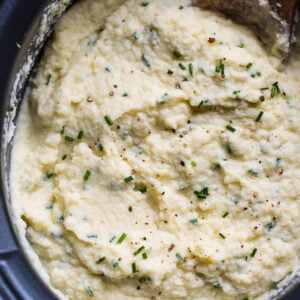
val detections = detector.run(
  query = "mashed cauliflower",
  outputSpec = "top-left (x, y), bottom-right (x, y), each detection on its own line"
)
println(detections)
top-left (11, 0), bottom-right (300, 299)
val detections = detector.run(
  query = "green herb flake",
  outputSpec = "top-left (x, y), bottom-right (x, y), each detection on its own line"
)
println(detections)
top-left (45, 170), bottom-right (54, 179)
top-left (98, 143), bottom-right (104, 152)
top-left (116, 233), bottom-right (127, 244)
top-left (124, 176), bottom-right (134, 183)
top-left (132, 262), bottom-right (137, 273)
top-left (83, 170), bottom-right (91, 181)
top-left (141, 53), bottom-right (151, 67)
top-left (62, 154), bottom-right (67, 160)
top-left (139, 187), bottom-right (147, 193)
top-left (188, 63), bottom-right (193, 76)
top-left (259, 95), bottom-right (265, 102)
top-left (122, 93), bottom-right (128, 97)
top-left (226, 124), bottom-right (236, 132)
top-left (104, 115), bottom-right (114, 126)
top-left (96, 256), bottom-right (106, 264)
top-left (105, 67), bottom-right (111, 73)
top-left (215, 59), bottom-right (225, 79)
top-left (112, 261), bottom-right (119, 269)
top-left (60, 125), bottom-right (66, 135)
top-left (194, 187), bottom-right (209, 200)
top-left (189, 218), bottom-right (198, 225)
top-left (219, 232), bottom-right (226, 239)
top-left (87, 234), bottom-right (97, 239)
top-left (191, 160), bottom-right (197, 167)
top-left (276, 157), bottom-right (282, 167)
top-left (77, 130), bottom-right (84, 139)
top-left (87, 287), bottom-right (94, 297)
top-left (110, 236), bottom-right (116, 243)
top-left (212, 163), bottom-right (221, 171)
top-left (133, 246), bottom-right (145, 256)
top-left (45, 74), bottom-right (52, 85)
top-left (139, 276), bottom-right (151, 283)
top-left (255, 111), bottom-right (264, 122)
top-left (172, 49), bottom-right (182, 59)
top-left (246, 62), bottom-right (253, 69)
top-left (238, 42), bottom-right (245, 48)
top-left (178, 62), bottom-right (186, 70)
top-left (182, 76), bottom-right (188, 82)
top-left (271, 81), bottom-right (280, 98)
top-left (248, 169), bottom-right (259, 176)
top-left (178, 5), bottom-right (184, 9)
top-left (213, 280), bottom-right (222, 289)
top-left (142, 252), bottom-right (148, 259)
top-left (64, 135), bottom-right (74, 142)
top-left (175, 252), bottom-right (184, 262)
top-left (222, 212), bottom-right (229, 218)
top-left (250, 248), bottom-right (258, 257)
top-left (141, 0), bottom-right (149, 6)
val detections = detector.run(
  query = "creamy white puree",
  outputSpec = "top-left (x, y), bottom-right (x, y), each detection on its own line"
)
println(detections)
top-left (11, 0), bottom-right (300, 299)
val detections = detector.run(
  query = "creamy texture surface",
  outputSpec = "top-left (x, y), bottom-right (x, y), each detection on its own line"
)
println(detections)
top-left (11, 0), bottom-right (300, 299)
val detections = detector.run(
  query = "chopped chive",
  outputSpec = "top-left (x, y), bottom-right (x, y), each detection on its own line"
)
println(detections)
top-left (77, 130), bottom-right (84, 139)
top-left (238, 42), bottom-right (244, 48)
top-left (124, 176), bottom-right (134, 183)
top-left (175, 252), bottom-right (184, 262)
top-left (259, 95), bottom-right (265, 102)
top-left (178, 63), bottom-right (186, 70)
top-left (248, 169), bottom-right (259, 175)
top-left (179, 5), bottom-right (184, 9)
top-left (104, 115), bottom-right (113, 126)
top-left (141, 0), bottom-right (149, 6)
top-left (141, 53), bottom-right (151, 67)
top-left (188, 63), bottom-right (193, 75)
top-left (189, 218), bottom-right (198, 225)
top-left (219, 233), bottom-right (226, 239)
top-left (105, 67), bottom-right (111, 72)
top-left (96, 256), bottom-right (106, 264)
top-left (194, 187), bottom-right (209, 199)
top-left (122, 93), bottom-right (128, 97)
top-left (139, 187), bottom-right (147, 193)
top-left (211, 163), bottom-right (221, 171)
top-left (110, 236), bottom-right (116, 243)
top-left (222, 212), bottom-right (229, 218)
top-left (255, 111), bottom-right (264, 122)
top-left (98, 143), bottom-right (104, 151)
top-left (45, 74), bottom-right (52, 85)
top-left (226, 124), bottom-right (236, 132)
top-left (139, 276), bottom-right (151, 283)
top-left (215, 59), bottom-right (225, 78)
top-left (191, 160), bottom-right (197, 167)
top-left (142, 252), bottom-right (148, 259)
top-left (246, 62), bottom-right (253, 69)
top-left (172, 49), bottom-right (182, 59)
top-left (62, 154), bottom-right (67, 160)
top-left (260, 87), bottom-right (269, 91)
top-left (271, 82), bottom-right (280, 98)
top-left (133, 246), bottom-right (145, 256)
top-left (112, 261), bottom-right (119, 269)
top-left (182, 76), bottom-right (188, 82)
top-left (87, 234), bottom-right (97, 239)
top-left (225, 142), bottom-right (233, 155)
top-left (60, 125), bottom-right (66, 135)
top-left (250, 248), bottom-right (258, 257)
top-left (46, 171), bottom-right (54, 179)
top-left (276, 157), bottom-right (282, 167)
top-left (132, 262), bottom-right (137, 273)
top-left (213, 280), bottom-right (222, 289)
top-left (83, 170), bottom-right (91, 181)
top-left (86, 287), bottom-right (94, 297)
top-left (64, 135), bottom-right (74, 142)
top-left (116, 233), bottom-right (127, 244)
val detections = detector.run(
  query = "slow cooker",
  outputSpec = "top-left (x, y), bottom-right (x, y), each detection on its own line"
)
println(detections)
top-left (0, 1), bottom-right (300, 299)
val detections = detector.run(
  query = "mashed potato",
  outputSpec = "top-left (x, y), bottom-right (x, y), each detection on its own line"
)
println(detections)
top-left (11, 0), bottom-right (300, 299)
